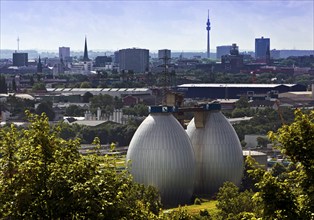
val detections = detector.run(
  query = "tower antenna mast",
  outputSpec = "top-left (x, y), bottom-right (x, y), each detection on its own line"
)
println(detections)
top-left (17, 36), bottom-right (20, 52)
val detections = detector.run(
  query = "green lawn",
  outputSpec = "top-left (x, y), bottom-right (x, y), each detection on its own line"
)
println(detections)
top-left (170, 199), bottom-right (219, 217)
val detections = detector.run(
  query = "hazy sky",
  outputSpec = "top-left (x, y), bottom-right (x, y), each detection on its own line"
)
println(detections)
top-left (1, 0), bottom-right (313, 52)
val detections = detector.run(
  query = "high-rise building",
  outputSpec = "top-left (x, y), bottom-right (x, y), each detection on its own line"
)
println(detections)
top-left (158, 49), bottom-right (171, 61)
top-left (114, 51), bottom-right (120, 64)
top-left (119, 48), bottom-right (149, 73)
top-left (206, 10), bottom-right (211, 59)
top-left (255, 37), bottom-right (270, 60)
top-left (59, 47), bottom-right (70, 61)
top-left (216, 45), bottom-right (232, 60)
top-left (13, 52), bottom-right (28, 66)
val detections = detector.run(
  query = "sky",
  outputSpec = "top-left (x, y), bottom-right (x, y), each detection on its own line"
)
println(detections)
top-left (0, 0), bottom-right (313, 52)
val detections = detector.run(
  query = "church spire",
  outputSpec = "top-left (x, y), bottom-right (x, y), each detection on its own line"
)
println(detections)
top-left (83, 36), bottom-right (89, 61)
top-left (37, 56), bottom-right (43, 73)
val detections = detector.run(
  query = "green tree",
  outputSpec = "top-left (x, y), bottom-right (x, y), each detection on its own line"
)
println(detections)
top-left (163, 206), bottom-right (193, 220)
top-left (32, 82), bottom-right (46, 92)
top-left (256, 136), bottom-right (270, 148)
top-left (36, 101), bottom-right (55, 121)
top-left (235, 96), bottom-right (250, 109)
top-left (123, 103), bottom-right (149, 117)
top-left (65, 104), bottom-right (86, 116)
top-left (114, 96), bottom-right (123, 109)
top-left (82, 91), bottom-right (94, 103)
top-left (253, 171), bottom-right (299, 219)
top-left (90, 94), bottom-right (114, 115)
top-left (216, 182), bottom-right (256, 220)
top-left (80, 81), bottom-right (92, 88)
top-left (0, 112), bottom-right (162, 219)
top-left (268, 109), bottom-right (314, 218)
top-left (5, 95), bottom-right (35, 119)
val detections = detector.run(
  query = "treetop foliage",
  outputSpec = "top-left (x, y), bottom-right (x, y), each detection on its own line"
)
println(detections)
top-left (0, 111), bottom-right (162, 219)
top-left (215, 109), bottom-right (314, 219)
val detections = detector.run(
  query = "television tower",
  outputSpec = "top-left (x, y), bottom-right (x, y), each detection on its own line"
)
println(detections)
top-left (206, 10), bottom-right (211, 59)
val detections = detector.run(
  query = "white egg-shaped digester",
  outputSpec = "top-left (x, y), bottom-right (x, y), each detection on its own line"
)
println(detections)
top-left (186, 110), bottom-right (243, 196)
top-left (126, 113), bottom-right (195, 207)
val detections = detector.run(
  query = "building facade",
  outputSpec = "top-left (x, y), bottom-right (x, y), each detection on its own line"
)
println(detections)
top-left (59, 47), bottom-right (71, 61)
top-left (221, 44), bottom-right (244, 73)
top-left (118, 48), bottom-right (149, 73)
top-left (13, 53), bottom-right (28, 66)
top-left (255, 37), bottom-right (270, 61)
top-left (94, 56), bottom-right (112, 67)
top-left (216, 45), bottom-right (232, 60)
top-left (176, 83), bottom-right (306, 99)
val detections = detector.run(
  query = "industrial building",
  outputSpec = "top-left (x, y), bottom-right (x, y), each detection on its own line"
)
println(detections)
top-left (216, 45), bottom-right (232, 60)
top-left (126, 106), bottom-right (195, 207)
top-left (118, 48), bottom-right (149, 73)
top-left (221, 43), bottom-right (244, 73)
top-left (187, 104), bottom-right (243, 196)
top-left (127, 101), bottom-right (244, 206)
top-left (176, 83), bottom-right (306, 99)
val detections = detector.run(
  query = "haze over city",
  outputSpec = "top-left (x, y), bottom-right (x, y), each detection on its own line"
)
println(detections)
top-left (1, 0), bottom-right (314, 52)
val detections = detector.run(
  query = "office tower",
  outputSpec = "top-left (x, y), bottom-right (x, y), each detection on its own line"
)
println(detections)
top-left (114, 51), bottom-right (120, 64)
top-left (158, 49), bottom-right (171, 63)
top-left (216, 45), bottom-right (232, 60)
top-left (119, 48), bottom-right (149, 73)
top-left (255, 37), bottom-right (270, 60)
top-left (13, 52), bottom-right (28, 66)
top-left (206, 10), bottom-right (211, 59)
top-left (59, 47), bottom-right (70, 61)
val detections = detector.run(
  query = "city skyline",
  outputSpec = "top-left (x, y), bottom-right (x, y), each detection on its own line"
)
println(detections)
top-left (1, 0), bottom-right (313, 52)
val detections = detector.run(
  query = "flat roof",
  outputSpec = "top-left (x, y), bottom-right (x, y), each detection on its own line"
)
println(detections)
top-left (72, 120), bottom-right (108, 127)
top-left (178, 83), bottom-right (298, 88)
top-left (243, 150), bottom-right (267, 156)
top-left (285, 91), bottom-right (311, 95)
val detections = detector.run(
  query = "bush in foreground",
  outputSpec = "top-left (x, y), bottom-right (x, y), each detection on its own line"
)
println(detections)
top-left (0, 112), bottom-right (161, 219)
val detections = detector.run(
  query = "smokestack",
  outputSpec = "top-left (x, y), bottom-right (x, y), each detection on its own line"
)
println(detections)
top-left (97, 107), bottom-right (101, 120)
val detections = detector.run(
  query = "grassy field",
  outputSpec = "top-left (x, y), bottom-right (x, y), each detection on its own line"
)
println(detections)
top-left (170, 199), bottom-right (219, 217)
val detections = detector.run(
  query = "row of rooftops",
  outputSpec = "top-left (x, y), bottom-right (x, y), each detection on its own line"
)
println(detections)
top-left (46, 88), bottom-right (150, 92)
top-left (177, 83), bottom-right (301, 88)
top-left (46, 84), bottom-right (302, 93)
